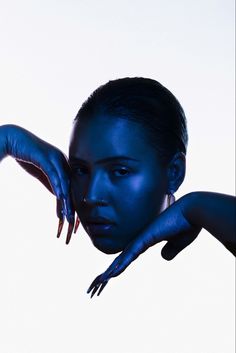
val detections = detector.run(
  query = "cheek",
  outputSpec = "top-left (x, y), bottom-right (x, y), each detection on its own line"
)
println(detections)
top-left (114, 174), bottom-right (166, 220)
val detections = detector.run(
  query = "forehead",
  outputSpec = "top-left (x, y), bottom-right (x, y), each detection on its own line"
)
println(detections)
top-left (69, 114), bottom-right (157, 163)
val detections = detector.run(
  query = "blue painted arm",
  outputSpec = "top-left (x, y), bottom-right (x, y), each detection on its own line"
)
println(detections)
top-left (88, 191), bottom-right (236, 297)
top-left (0, 124), bottom-right (75, 243)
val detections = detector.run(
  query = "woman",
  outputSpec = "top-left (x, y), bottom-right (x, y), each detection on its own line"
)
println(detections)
top-left (0, 77), bottom-right (235, 297)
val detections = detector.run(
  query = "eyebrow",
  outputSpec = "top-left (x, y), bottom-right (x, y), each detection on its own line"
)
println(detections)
top-left (69, 156), bottom-right (140, 165)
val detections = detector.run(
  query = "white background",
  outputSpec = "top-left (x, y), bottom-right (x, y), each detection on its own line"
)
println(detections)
top-left (0, 1), bottom-right (235, 352)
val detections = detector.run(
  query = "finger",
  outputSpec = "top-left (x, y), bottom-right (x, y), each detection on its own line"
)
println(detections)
top-left (105, 243), bottom-right (143, 278)
top-left (161, 242), bottom-right (181, 260)
top-left (66, 216), bottom-right (75, 244)
top-left (74, 215), bottom-right (80, 234)
top-left (161, 231), bottom-right (199, 260)
top-left (38, 163), bottom-right (63, 199)
top-left (90, 284), bottom-right (100, 298)
top-left (64, 194), bottom-right (75, 224)
top-left (61, 195), bottom-right (75, 228)
top-left (56, 198), bottom-right (64, 219)
top-left (87, 245), bottom-right (140, 296)
top-left (51, 154), bottom-right (74, 223)
top-left (87, 275), bottom-right (103, 294)
top-left (97, 280), bottom-right (108, 296)
top-left (57, 218), bottom-right (65, 238)
top-left (45, 157), bottom-right (75, 224)
top-left (89, 254), bottom-right (133, 289)
top-left (39, 157), bottom-right (69, 220)
top-left (44, 167), bottom-right (68, 220)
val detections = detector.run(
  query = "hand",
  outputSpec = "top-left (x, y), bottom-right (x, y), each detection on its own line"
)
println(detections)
top-left (87, 196), bottom-right (202, 297)
top-left (4, 124), bottom-right (77, 243)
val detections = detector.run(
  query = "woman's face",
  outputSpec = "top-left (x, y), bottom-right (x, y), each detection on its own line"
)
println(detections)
top-left (69, 114), bottom-right (168, 254)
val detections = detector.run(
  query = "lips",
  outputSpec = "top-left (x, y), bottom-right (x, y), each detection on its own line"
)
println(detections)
top-left (85, 216), bottom-right (115, 225)
top-left (85, 216), bottom-right (115, 235)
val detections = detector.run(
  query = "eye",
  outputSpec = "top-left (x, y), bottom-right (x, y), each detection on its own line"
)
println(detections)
top-left (112, 167), bottom-right (130, 177)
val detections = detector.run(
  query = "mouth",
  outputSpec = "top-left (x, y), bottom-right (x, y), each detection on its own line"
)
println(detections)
top-left (84, 217), bottom-right (115, 235)
top-left (86, 223), bottom-right (114, 234)
top-left (86, 216), bottom-right (114, 224)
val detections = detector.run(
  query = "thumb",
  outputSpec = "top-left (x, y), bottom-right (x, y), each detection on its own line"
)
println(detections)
top-left (161, 232), bottom-right (198, 261)
top-left (161, 241), bottom-right (186, 260)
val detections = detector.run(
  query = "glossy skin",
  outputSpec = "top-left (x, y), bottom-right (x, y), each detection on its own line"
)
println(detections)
top-left (1, 123), bottom-right (235, 299)
top-left (69, 114), bottom-right (175, 254)
top-left (87, 192), bottom-right (236, 297)
top-left (0, 124), bottom-right (75, 243)
top-left (87, 196), bottom-right (201, 297)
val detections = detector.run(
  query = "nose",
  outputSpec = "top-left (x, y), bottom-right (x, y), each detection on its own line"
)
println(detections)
top-left (83, 171), bottom-right (108, 206)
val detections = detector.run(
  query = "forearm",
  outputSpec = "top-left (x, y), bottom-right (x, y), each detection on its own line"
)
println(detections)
top-left (181, 192), bottom-right (236, 255)
top-left (0, 125), bottom-right (9, 162)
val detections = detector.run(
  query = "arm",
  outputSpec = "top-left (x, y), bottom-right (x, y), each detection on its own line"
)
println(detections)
top-left (1, 125), bottom-right (53, 193)
top-left (0, 124), bottom-right (75, 243)
top-left (181, 192), bottom-right (236, 255)
top-left (0, 125), bottom-right (8, 161)
top-left (87, 191), bottom-right (236, 297)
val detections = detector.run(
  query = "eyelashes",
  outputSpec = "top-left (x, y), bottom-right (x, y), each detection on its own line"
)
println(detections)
top-left (112, 168), bottom-right (130, 176)
top-left (71, 165), bottom-right (132, 177)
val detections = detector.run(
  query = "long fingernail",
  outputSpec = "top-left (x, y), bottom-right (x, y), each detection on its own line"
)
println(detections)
top-left (57, 218), bottom-right (64, 238)
top-left (66, 218), bottom-right (74, 245)
top-left (74, 216), bottom-right (80, 234)
top-left (90, 285), bottom-right (99, 298)
top-left (97, 281), bottom-right (108, 296)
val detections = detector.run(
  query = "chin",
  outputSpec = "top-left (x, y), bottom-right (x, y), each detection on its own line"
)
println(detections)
top-left (91, 238), bottom-right (124, 255)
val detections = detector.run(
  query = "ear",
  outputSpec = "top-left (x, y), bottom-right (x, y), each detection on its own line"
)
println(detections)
top-left (167, 152), bottom-right (186, 193)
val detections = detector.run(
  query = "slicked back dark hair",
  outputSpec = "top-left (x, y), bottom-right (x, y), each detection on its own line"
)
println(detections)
top-left (74, 77), bottom-right (188, 165)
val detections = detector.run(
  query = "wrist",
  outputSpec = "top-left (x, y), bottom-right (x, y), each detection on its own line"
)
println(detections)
top-left (178, 192), bottom-right (202, 227)
top-left (0, 125), bottom-right (10, 161)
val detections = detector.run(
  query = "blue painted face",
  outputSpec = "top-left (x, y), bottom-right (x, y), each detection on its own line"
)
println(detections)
top-left (69, 115), bottom-right (168, 254)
